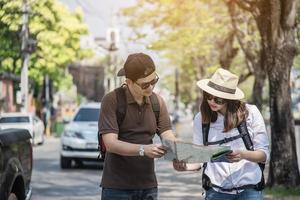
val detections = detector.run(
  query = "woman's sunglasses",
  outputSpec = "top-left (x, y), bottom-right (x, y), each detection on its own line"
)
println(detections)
top-left (135, 75), bottom-right (159, 90)
top-left (206, 94), bottom-right (226, 105)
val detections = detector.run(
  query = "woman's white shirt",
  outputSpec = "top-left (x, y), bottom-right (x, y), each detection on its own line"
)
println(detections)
top-left (193, 104), bottom-right (270, 192)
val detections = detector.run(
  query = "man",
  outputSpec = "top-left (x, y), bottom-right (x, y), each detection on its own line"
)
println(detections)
top-left (98, 53), bottom-right (176, 200)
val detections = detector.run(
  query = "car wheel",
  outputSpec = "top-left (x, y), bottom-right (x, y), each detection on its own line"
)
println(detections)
top-left (60, 155), bottom-right (72, 169)
top-left (8, 193), bottom-right (18, 200)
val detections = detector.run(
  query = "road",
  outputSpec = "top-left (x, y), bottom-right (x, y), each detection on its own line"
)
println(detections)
top-left (31, 137), bottom-right (102, 200)
top-left (30, 118), bottom-right (204, 200)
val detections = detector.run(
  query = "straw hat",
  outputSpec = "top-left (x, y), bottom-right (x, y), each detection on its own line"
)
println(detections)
top-left (197, 68), bottom-right (244, 100)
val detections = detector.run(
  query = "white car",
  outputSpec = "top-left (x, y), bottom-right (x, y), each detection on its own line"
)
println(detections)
top-left (0, 112), bottom-right (45, 145)
top-left (60, 102), bottom-right (102, 169)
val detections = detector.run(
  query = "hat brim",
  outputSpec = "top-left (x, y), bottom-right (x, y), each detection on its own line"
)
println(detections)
top-left (117, 68), bottom-right (125, 76)
top-left (197, 79), bottom-right (244, 100)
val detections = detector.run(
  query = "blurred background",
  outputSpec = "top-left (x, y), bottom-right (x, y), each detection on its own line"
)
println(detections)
top-left (0, 0), bottom-right (300, 199)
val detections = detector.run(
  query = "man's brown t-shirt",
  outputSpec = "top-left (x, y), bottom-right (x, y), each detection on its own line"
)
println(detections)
top-left (98, 86), bottom-right (172, 189)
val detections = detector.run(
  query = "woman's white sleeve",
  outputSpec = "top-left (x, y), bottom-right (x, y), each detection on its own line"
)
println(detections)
top-left (250, 105), bottom-right (270, 161)
top-left (193, 113), bottom-right (203, 145)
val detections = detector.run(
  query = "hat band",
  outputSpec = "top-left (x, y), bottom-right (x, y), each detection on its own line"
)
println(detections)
top-left (208, 81), bottom-right (236, 94)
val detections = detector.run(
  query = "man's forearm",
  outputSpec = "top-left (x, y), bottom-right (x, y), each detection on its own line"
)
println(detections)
top-left (103, 133), bottom-right (167, 158)
top-left (106, 139), bottom-right (141, 156)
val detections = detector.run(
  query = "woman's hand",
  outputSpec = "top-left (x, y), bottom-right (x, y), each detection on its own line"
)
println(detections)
top-left (226, 150), bottom-right (242, 162)
top-left (173, 159), bottom-right (187, 171)
top-left (227, 149), bottom-right (267, 163)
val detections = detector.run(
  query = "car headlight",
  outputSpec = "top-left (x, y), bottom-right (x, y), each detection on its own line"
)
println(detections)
top-left (64, 130), bottom-right (75, 137)
top-left (63, 130), bottom-right (84, 139)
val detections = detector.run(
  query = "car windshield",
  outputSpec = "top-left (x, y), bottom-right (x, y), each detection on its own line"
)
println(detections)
top-left (0, 116), bottom-right (30, 123)
top-left (73, 108), bottom-right (100, 122)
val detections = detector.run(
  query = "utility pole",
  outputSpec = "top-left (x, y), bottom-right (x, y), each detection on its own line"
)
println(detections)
top-left (104, 27), bottom-right (119, 92)
top-left (20, 0), bottom-right (29, 112)
top-left (174, 68), bottom-right (179, 123)
top-left (107, 28), bottom-right (118, 89)
top-left (44, 74), bottom-right (51, 137)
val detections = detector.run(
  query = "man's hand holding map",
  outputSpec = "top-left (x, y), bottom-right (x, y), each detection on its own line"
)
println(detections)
top-left (162, 139), bottom-right (232, 163)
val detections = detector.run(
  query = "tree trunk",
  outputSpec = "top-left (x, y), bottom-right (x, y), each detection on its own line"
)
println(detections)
top-left (256, 0), bottom-right (300, 187)
top-left (266, 48), bottom-right (300, 186)
top-left (251, 65), bottom-right (266, 111)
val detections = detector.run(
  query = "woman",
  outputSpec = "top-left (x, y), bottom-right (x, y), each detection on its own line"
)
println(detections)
top-left (174, 68), bottom-right (269, 200)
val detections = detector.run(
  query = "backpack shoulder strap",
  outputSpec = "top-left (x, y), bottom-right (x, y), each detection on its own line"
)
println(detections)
top-left (237, 121), bottom-right (254, 151)
top-left (202, 120), bottom-right (253, 150)
top-left (237, 120), bottom-right (265, 189)
top-left (97, 86), bottom-right (126, 159)
top-left (202, 123), bottom-right (210, 146)
top-left (115, 86), bottom-right (127, 127)
top-left (149, 93), bottom-right (160, 123)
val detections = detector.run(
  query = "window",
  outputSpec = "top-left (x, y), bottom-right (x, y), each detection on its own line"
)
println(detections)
top-left (73, 108), bottom-right (100, 122)
top-left (0, 116), bottom-right (30, 123)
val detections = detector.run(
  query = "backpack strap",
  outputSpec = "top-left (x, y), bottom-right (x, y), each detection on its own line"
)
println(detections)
top-left (98, 86), bottom-right (127, 160)
top-left (205, 135), bottom-right (242, 146)
top-left (149, 93), bottom-right (160, 125)
top-left (201, 122), bottom-right (210, 190)
top-left (115, 86), bottom-right (127, 127)
top-left (115, 87), bottom-right (160, 126)
top-left (237, 120), bottom-right (265, 189)
top-left (237, 121), bottom-right (254, 150)
top-left (202, 120), bottom-right (253, 150)
top-left (202, 123), bottom-right (210, 146)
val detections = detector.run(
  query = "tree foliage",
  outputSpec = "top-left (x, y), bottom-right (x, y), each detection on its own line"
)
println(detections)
top-left (122, 0), bottom-right (234, 106)
top-left (0, 0), bottom-right (92, 91)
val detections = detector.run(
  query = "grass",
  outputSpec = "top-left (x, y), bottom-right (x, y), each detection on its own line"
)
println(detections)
top-left (264, 186), bottom-right (300, 198)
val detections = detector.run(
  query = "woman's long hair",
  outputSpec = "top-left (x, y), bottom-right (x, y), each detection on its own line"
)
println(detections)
top-left (200, 91), bottom-right (248, 132)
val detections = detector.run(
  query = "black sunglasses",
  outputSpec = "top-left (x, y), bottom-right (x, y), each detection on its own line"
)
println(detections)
top-left (135, 75), bottom-right (159, 90)
top-left (206, 94), bottom-right (226, 105)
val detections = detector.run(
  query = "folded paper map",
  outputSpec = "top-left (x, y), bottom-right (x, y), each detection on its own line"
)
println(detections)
top-left (162, 139), bottom-right (232, 163)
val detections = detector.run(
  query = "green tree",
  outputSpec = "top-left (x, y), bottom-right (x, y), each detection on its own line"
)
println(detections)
top-left (0, 0), bottom-right (92, 91)
top-left (123, 0), bottom-right (264, 110)
top-left (122, 0), bottom-right (233, 106)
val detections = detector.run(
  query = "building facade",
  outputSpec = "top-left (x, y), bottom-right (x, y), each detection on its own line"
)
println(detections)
top-left (68, 64), bottom-right (105, 102)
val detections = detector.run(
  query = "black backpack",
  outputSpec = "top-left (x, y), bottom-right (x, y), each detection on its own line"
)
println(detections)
top-left (202, 121), bottom-right (265, 191)
top-left (98, 86), bottom-right (160, 159)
